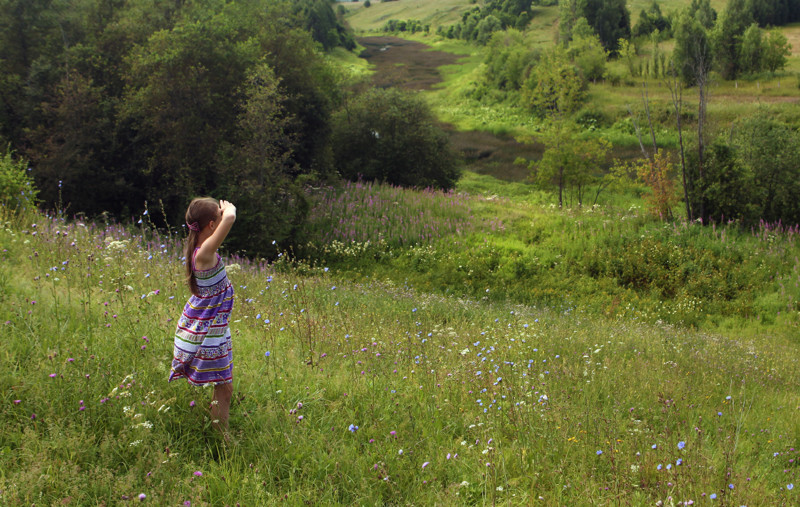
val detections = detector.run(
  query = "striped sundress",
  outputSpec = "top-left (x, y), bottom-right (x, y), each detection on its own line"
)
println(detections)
top-left (169, 249), bottom-right (234, 386)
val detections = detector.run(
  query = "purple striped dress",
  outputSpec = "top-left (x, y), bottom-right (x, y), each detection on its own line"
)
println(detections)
top-left (169, 249), bottom-right (234, 385)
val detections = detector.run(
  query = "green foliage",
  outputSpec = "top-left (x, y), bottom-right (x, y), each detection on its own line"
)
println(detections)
top-left (617, 38), bottom-right (639, 77)
top-left (522, 121), bottom-right (611, 207)
top-left (739, 23), bottom-right (764, 74)
top-left (293, 0), bottom-right (357, 50)
top-left (672, 11), bottom-right (714, 86)
top-left (330, 88), bottom-right (461, 189)
top-left (688, 0), bottom-right (717, 29)
top-left (0, 147), bottom-right (37, 213)
top-left (221, 64), bottom-right (308, 258)
top-left (746, 0), bottom-right (800, 25)
top-left (441, 0), bottom-right (535, 44)
top-left (763, 28), bottom-right (792, 72)
top-left (688, 139), bottom-right (756, 223)
top-left (383, 18), bottom-right (427, 34)
top-left (712, 0), bottom-right (754, 79)
top-left (121, 15), bottom-right (253, 212)
top-left (576, 0), bottom-right (631, 53)
top-left (731, 112), bottom-right (800, 225)
top-left (483, 29), bottom-right (540, 91)
top-left (567, 33), bottom-right (608, 82)
top-left (0, 0), bottom-right (343, 234)
top-left (632, 1), bottom-right (671, 39)
top-left (521, 48), bottom-right (587, 116)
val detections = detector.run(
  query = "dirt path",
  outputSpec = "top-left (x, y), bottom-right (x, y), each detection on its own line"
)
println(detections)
top-left (358, 36), bottom-right (543, 181)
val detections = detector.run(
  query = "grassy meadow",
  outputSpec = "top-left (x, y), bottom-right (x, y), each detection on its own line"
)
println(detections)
top-left (4, 1), bottom-right (800, 505)
top-left (3, 172), bottom-right (800, 504)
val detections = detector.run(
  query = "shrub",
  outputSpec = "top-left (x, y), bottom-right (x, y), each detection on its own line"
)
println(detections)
top-left (331, 88), bottom-right (461, 190)
top-left (0, 147), bottom-right (38, 213)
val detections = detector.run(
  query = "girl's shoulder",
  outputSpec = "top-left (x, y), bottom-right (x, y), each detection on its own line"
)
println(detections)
top-left (192, 248), bottom-right (221, 272)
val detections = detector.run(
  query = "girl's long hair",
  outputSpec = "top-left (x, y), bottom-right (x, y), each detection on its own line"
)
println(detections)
top-left (184, 197), bottom-right (220, 296)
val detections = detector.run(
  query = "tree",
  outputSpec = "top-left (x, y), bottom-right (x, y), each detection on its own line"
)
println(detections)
top-left (617, 38), bottom-right (638, 77)
top-left (522, 120), bottom-right (610, 207)
top-left (687, 139), bottom-right (755, 223)
top-left (712, 0), bottom-right (753, 80)
top-left (633, 1), bottom-right (671, 38)
top-left (568, 33), bottom-right (607, 83)
top-left (120, 16), bottom-right (253, 216)
top-left (484, 29), bottom-right (539, 91)
top-left (635, 150), bottom-right (679, 219)
top-left (521, 47), bottom-right (586, 117)
top-left (688, 0), bottom-right (717, 29)
top-left (763, 28), bottom-right (791, 72)
top-left (475, 15), bottom-right (502, 45)
top-left (577, 0), bottom-right (631, 53)
top-left (739, 23), bottom-right (764, 74)
top-left (731, 112), bottom-right (800, 224)
top-left (331, 88), bottom-right (461, 189)
top-left (558, 0), bottom-right (580, 44)
top-left (221, 63), bottom-right (308, 257)
top-left (672, 12), bottom-right (714, 86)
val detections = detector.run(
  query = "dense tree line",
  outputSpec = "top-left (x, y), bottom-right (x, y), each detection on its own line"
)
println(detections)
top-left (0, 0), bottom-right (460, 255)
top-left (383, 18), bottom-right (429, 34)
top-left (437, 0), bottom-right (539, 44)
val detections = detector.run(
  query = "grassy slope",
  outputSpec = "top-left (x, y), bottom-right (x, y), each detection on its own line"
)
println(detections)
top-left (3, 209), bottom-right (800, 505)
top-left (344, 0), bottom-right (474, 32)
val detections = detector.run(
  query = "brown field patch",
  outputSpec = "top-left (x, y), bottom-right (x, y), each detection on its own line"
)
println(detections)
top-left (358, 36), bottom-right (464, 90)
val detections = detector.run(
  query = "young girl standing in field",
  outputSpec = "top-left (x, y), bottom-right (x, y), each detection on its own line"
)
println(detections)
top-left (169, 197), bottom-right (237, 435)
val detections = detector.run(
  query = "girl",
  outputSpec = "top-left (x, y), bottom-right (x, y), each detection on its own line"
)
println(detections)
top-left (169, 197), bottom-right (237, 435)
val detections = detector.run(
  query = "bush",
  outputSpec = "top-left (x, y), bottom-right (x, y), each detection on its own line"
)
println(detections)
top-left (331, 88), bottom-right (461, 189)
top-left (0, 147), bottom-right (38, 213)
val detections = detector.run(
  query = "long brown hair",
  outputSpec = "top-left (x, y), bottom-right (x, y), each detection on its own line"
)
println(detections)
top-left (184, 197), bottom-right (220, 296)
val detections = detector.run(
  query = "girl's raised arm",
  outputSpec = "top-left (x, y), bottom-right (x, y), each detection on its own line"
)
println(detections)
top-left (195, 200), bottom-right (236, 267)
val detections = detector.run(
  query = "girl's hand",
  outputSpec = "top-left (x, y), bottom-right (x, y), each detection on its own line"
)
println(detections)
top-left (220, 200), bottom-right (236, 219)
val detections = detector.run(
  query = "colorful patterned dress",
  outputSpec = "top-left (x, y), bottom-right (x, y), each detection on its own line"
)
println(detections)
top-left (169, 249), bottom-right (234, 385)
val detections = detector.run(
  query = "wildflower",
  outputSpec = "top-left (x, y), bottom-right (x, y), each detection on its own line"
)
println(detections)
top-left (189, 401), bottom-right (195, 407)
top-left (398, 449), bottom-right (403, 455)
top-left (710, 494), bottom-right (717, 499)
top-left (348, 424), bottom-right (358, 432)
top-left (728, 484), bottom-right (734, 490)
top-left (422, 462), bottom-right (430, 469)
top-left (193, 471), bottom-right (203, 477)
top-left (49, 373), bottom-right (56, 378)
top-left (139, 493), bottom-right (146, 501)
top-left (678, 441), bottom-right (686, 450)
top-left (265, 351), bottom-right (271, 357)
top-left (14, 400), bottom-right (20, 404)
top-left (788, 484), bottom-right (794, 490)
top-left (596, 450), bottom-right (603, 455)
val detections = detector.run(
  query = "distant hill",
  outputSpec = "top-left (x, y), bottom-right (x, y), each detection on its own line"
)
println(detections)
top-left (343, 0), bottom-right (475, 32)
top-left (344, 0), bottom-right (730, 32)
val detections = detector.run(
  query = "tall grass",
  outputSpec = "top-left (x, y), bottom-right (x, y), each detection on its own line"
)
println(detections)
top-left (303, 174), bottom-right (800, 334)
top-left (304, 180), bottom-right (477, 253)
top-left (3, 205), bottom-right (800, 505)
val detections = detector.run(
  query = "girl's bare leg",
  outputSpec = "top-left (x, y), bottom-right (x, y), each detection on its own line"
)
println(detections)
top-left (211, 382), bottom-right (233, 436)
